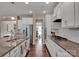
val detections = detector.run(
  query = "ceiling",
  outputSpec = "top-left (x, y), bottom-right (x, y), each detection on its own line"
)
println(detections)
top-left (0, 2), bottom-right (59, 16)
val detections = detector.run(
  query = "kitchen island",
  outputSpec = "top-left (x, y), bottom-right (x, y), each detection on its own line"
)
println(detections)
top-left (0, 35), bottom-right (30, 57)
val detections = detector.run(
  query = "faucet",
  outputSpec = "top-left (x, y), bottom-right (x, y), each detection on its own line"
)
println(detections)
top-left (10, 30), bottom-right (14, 41)
top-left (9, 30), bottom-right (16, 46)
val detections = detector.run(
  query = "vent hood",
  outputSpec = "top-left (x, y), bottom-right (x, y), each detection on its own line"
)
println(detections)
top-left (53, 19), bottom-right (62, 22)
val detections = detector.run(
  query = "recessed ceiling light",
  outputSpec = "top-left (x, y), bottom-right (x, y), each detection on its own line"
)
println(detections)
top-left (25, 2), bottom-right (29, 4)
top-left (46, 2), bottom-right (49, 4)
top-left (11, 17), bottom-right (15, 20)
top-left (43, 10), bottom-right (46, 14)
top-left (29, 11), bottom-right (32, 14)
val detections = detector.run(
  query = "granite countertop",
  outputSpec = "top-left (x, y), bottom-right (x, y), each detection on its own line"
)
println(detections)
top-left (51, 36), bottom-right (79, 57)
top-left (0, 35), bottom-right (25, 57)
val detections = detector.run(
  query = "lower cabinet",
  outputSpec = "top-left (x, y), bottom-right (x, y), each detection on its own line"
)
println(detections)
top-left (9, 46), bottom-right (19, 57)
top-left (46, 39), bottom-right (72, 57)
top-left (3, 53), bottom-right (10, 57)
top-left (3, 40), bottom-right (29, 57)
top-left (19, 41), bottom-right (27, 57)
top-left (45, 41), bottom-right (56, 57)
top-left (10, 40), bottom-right (28, 57)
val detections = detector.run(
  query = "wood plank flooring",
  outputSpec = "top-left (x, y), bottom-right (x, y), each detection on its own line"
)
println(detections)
top-left (26, 39), bottom-right (50, 57)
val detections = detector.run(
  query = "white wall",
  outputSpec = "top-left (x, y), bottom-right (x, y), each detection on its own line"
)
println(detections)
top-left (59, 28), bottom-right (79, 43)
top-left (18, 17), bottom-right (33, 33)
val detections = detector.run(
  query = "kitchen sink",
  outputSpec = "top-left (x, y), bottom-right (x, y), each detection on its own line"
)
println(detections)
top-left (0, 37), bottom-right (23, 48)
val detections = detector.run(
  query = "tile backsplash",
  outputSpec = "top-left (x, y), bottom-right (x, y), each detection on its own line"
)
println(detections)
top-left (59, 28), bottom-right (79, 43)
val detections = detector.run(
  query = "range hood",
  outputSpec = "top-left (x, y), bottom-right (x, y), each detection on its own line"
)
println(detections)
top-left (53, 19), bottom-right (62, 22)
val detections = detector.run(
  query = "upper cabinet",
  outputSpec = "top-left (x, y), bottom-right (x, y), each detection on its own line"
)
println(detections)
top-left (56, 3), bottom-right (63, 19)
top-left (53, 2), bottom-right (79, 28)
top-left (75, 2), bottom-right (79, 27)
top-left (52, 3), bottom-right (63, 19)
top-left (61, 2), bottom-right (75, 28)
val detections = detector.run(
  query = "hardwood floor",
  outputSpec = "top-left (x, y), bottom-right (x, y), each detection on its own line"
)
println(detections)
top-left (26, 39), bottom-right (50, 57)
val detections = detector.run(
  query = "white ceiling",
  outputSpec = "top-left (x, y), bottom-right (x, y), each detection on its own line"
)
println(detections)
top-left (0, 2), bottom-right (59, 16)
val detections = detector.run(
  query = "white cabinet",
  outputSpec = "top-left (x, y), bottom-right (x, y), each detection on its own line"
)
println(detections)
top-left (2, 40), bottom-right (29, 57)
top-left (56, 3), bottom-right (63, 19)
top-left (3, 53), bottom-right (10, 57)
top-left (21, 41), bottom-right (27, 57)
top-left (52, 2), bottom-right (79, 28)
top-left (75, 2), bottom-right (79, 27)
top-left (61, 2), bottom-right (75, 28)
top-left (56, 6), bottom-right (61, 19)
top-left (9, 40), bottom-right (28, 57)
top-left (61, 2), bottom-right (79, 28)
top-left (26, 39), bottom-right (30, 50)
top-left (56, 51), bottom-right (72, 57)
top-left (9, 46), bottom-right (19, 57)
top-left (18, 41), bottom-right (26, 57)
top-left (19, 40), bottom-right (29, 57)
top-left (18, 45), bottom-right (21, 56)
top-left (46, 39), bottom-right (72, 57)
top-left (53, 5), bottom-right (58, 18)
top-left (46, 39), bottom-right (56, 57)
top-left (52, 3), bottom-right (63, 20)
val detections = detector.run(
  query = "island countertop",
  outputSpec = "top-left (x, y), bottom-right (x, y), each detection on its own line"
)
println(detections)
top-left (0, 36), bottom-right (25, 57)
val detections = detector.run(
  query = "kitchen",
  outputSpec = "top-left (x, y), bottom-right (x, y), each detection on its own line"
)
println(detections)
top-left (0, 2), bottom-right (79, 57)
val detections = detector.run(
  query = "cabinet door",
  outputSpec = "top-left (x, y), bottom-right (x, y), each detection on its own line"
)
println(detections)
top-left (3, 53), bottom-right (9, 57)
top-left (9, 47), bottom-right (18, 57)
top-left (62, 2), bottom-right (74, 27)
top-left (57, 7), bottom-right (61, 19)
top-left (57, 3), bottom-right (63, 19)
top-left (53, 6), bottom-right (58, 17)
top-left (75, 2), bottom-right (79, 27)
top-left (46, 41), bottom-right (56, 57)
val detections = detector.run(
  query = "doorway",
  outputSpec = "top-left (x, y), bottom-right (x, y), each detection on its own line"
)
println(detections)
top-left (35, 20), bottom-right (43, 44)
